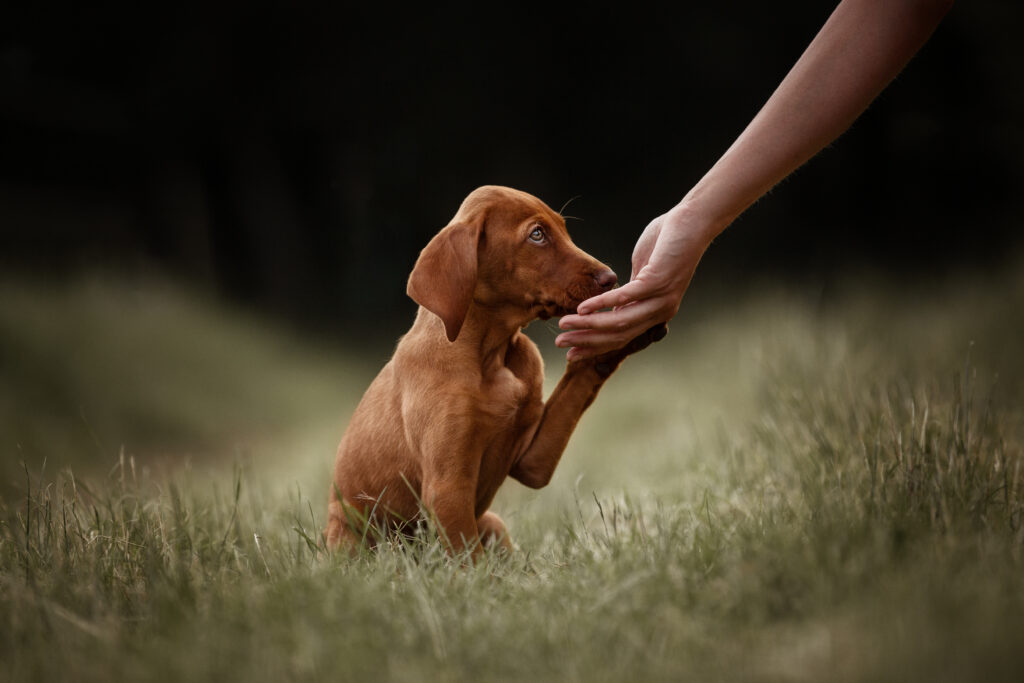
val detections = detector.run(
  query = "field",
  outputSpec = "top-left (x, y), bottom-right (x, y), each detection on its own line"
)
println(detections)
top-left (2, 269), bottom-right (1023, 682)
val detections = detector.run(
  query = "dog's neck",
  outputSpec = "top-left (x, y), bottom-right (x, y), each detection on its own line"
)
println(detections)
top-left (412, 304), bottom-right (533, 375)
top-left (456, 304), bottom-right (530, 374)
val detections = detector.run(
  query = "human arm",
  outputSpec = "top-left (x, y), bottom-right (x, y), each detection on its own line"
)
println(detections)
top-left (556, 0), bottom-right (954, 360)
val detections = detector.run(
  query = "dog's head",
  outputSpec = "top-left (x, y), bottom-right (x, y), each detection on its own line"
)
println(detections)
top-left (408, 186), bottom-right (616, 342)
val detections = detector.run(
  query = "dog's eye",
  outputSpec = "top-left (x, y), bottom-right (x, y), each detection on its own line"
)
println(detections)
top-left (528, 227), bottom-right (545, 243)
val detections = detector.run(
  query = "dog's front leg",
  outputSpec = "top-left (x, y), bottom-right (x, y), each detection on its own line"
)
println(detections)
top-left (509, 324), bottom-right (667, 488)
top-left (421, 454), bottom-right (483, 558)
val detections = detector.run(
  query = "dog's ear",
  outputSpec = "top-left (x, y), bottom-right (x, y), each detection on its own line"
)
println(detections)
top-left (407, 219), bottom-right (482, 342)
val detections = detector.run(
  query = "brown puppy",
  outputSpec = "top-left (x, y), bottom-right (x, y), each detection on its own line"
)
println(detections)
top-left (326, 186), bottom-right (665, 557)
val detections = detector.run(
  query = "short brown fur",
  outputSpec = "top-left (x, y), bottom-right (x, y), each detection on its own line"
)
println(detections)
top-left (326, 186), bottom-right (664, 557)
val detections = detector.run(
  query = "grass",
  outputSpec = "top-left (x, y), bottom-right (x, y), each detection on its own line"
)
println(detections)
top-left (2, 267), bottom-right (1023, 682)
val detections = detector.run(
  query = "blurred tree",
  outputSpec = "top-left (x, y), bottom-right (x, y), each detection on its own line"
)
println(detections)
top-left (1, 2), bottom-right (1020, 334)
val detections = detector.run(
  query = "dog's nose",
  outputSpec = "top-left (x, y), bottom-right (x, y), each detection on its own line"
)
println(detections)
top-left (594, 269), bottom-right (617, 291)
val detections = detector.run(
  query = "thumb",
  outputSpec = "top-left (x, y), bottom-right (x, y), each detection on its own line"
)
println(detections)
top-left (630, 234), bottom-right (659, 281)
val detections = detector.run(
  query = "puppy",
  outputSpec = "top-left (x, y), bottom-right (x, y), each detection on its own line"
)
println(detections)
top-left (326, 185), bottom-right (665, 557)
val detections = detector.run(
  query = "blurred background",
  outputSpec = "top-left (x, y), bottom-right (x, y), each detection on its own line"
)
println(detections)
top-left (1, 1), bottom-right (1021, 485)
top-left (2, 1), bottom-right (1020, 331)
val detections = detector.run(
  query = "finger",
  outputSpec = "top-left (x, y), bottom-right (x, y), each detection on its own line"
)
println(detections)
top-left (556, 327), bottom-right (633, 350)
top-left (563, 321), bottom-right (669, 361)
top-left (575, 278), bottom-right (658, 315)
top-left (560, 297), bottom-right (663, 334)
top-left (561, 303), bottom-right (637, 330)
top-left (566, 342), bottom-right (622, 362)
top-left (556, 306), bottom-right (660, 349)
top-left (558, 312), bottom-right (592, 330)
top-left (630, 246), bottom-right (654, 282)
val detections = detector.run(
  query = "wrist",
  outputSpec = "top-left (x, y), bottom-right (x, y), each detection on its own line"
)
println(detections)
top-left (668, 195), bottom-right (726, 249)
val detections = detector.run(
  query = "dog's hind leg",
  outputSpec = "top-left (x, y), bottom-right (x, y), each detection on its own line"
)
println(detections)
top-left (477, 510), bottom-right (513, 551)
top-left (325, 499), bottom-right (364, 555)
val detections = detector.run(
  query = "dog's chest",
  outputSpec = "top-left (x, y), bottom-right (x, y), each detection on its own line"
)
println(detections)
top-left (474, 365), bottom-right (541, 504)
top-left (479, 366), bottom-right (528, 419)
top-left (477, 333), bottom-right (543, 424)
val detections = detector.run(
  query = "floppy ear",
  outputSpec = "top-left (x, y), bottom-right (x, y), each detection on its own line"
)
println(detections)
top-left (407, 220), bottom-right (481, 342)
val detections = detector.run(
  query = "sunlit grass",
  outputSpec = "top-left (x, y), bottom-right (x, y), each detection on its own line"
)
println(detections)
top-left (2, 268), bottom-right (1023, 682)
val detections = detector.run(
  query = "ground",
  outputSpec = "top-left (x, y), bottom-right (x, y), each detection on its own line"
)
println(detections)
top-left (2, 267), bottom-right (1023, 682)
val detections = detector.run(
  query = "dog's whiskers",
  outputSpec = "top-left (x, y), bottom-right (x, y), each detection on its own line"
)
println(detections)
top-left (559, 194), bottom-right (582, 216)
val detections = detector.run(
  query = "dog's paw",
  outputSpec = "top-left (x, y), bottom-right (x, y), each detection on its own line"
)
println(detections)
top-left (623, 322), bottom-right (668, 355)
top-left (590, 323), bottom-right (669, 377)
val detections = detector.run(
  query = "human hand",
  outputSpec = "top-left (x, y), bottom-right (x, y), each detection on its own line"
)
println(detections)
top-left (556, 203), bottom-right (712, 360)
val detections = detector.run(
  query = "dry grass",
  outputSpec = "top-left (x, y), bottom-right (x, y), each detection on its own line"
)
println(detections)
top-left (2, 268), bottom-right (1023, 682)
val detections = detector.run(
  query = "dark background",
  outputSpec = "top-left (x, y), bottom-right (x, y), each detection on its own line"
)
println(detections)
top-left (1, 2), bottom-right (1020, 337)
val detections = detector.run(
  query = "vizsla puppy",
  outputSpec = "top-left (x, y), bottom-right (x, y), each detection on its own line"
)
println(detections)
top-left (326, 185), bottom-right (665, 557)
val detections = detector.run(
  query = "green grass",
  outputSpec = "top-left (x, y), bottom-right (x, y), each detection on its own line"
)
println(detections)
top-left (0, 274), bottom-right (371, 495)
top-left (2, 269), bottom-right (1023, 682)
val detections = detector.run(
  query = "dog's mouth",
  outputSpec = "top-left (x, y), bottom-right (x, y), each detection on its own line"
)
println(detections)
top-left (535, 293), bottom-right (587, 320)
top-left (531, 279), bottom-right (606, 320)
top-left (537, 303), bottom-right (573, 320)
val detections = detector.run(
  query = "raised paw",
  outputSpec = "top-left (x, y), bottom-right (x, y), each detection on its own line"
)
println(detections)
top-left (590, 323), bottom-right (669, 377)
top-left (622, 322), bottom-right (668, 355)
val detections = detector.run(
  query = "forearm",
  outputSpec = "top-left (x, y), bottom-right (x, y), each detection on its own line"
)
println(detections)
top-left (681, 0), bottom-right (953, 238)
top-left (556, 0), bottom-right (952, 358)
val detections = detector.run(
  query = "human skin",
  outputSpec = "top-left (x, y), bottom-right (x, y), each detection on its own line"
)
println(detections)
top-left (556, 0), bottom-right (955, 360)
